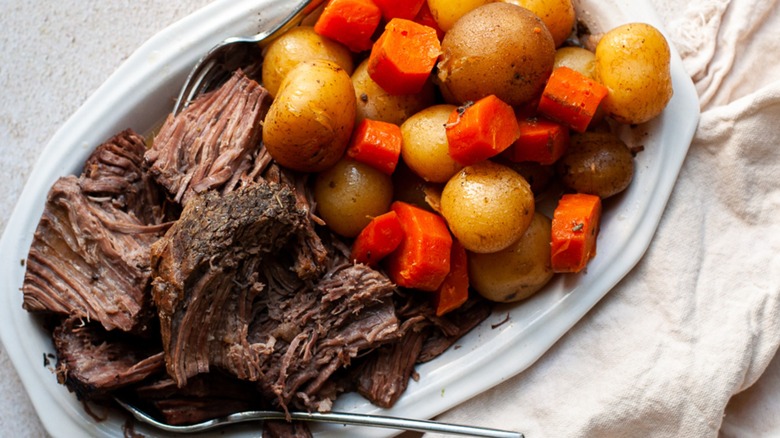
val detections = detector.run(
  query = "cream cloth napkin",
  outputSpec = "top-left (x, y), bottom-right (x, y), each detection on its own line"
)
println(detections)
top-left (1, 1), bottom-right (779, 437)
top-left (434, 0), bottom-right (780, 436)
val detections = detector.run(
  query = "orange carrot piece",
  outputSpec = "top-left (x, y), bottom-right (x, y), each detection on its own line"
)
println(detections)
top-left (445, 95), bottom-right (521, 166)
top-left (413, 1), bottom-right (445, 41)
top-left (551, 193), bottom-right (602, 273)
top-left (384, 201), bottom-right (453, 291)
top-left (367, 18), bottom-right (441, 95)
top-left (504, 116), bottom-right (570, 165)
top-left (346, 119), bottom-right (402, 175)
top-left (314, 0), bottom-right (382, 52)
top-left (537, 67), bottom-right (608, 133)
top-left (351, 211), bottom-right (405, 266)
top-left (433, 240), bottom-right (469, 316)
top-left (373, 0), bottom-right (426, 20)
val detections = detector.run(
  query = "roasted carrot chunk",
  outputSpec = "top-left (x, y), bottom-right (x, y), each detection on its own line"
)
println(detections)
top-left (504, 116), bottom-right (570, 165)
top-left (445, 95), bottom-right (521, 166)
top-left (367, 18), bottom-right (441, 95)
top-left (384, 201), bottom-right (453, 291)
top-left (373, 0), bottom-right (426, 20)
top-left (314, 0), bottom-right (382, 52)
top-left (346, 119), bottom-right (402, 175)
top-left (351, 211), bottom-right (405, 266)
top-left (537, 67), bottom-right (608, 133)
top-left (551, 193), bottom-right (602, 273)
top-left (433, 240), bottom-right (469, 316)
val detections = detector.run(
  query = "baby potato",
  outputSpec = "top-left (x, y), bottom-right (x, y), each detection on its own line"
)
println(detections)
top-left (352, 59), bottom-right (436, 126)
top-left (400, 104), bottom-right (463, 183)
top-left (427, 0), bottom-right (492, 31)
top-left (261, 26), bottom-right (354, 98)
top-left (501, 0), bottom-right (575, 47)
top-left (554, 46), bottom-right (596, 79)
top-left (469, 212), bottom-right (554, 302)
top-left (595, 22), bottom-right (673, 124)
top-left (441, 161), bottom-right (535, 253)
top-left (556, 131), bottom-right (635, 198)
top-left (263, 60), bottom-right (356, 173)
top-left (436, 2), bottom-right (556, 106)
top-left (314, 159), bottom-right (393, 238)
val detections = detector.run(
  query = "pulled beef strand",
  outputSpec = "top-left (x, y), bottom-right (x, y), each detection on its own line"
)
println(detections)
top-left (53, 317), bottom-right (165, 400)
top-left (145, 70), bottom-right (269, 205)
top-left (354, 326), bottom-right (429, 408)
top-left (249, 263), bottom-right (400, 412)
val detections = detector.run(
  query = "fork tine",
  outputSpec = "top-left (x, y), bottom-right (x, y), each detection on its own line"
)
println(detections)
top-left (172, 0), bottom-right (327, 115)
top-left (173, 54), bottom-right (218, 115)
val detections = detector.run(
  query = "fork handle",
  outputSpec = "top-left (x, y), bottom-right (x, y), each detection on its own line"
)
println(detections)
top-left (289, 410), bottom-right (524, 438)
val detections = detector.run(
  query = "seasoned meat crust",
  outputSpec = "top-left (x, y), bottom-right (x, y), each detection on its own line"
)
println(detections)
top-left (150, 180), bottom-right (308, 387)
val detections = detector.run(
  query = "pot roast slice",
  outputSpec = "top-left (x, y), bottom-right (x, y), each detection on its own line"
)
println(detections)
top-left (80, 129), bottom-right (166, 225)
top-left (22, 130), bottom-right (165, 333)
top-left (52, 317), bottom-right (165, 400)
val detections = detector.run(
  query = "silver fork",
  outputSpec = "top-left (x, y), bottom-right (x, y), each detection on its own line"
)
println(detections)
top-left (115, 397), bottom-right (523, 437)
top-left (172, 0), bottom-right (327, 115)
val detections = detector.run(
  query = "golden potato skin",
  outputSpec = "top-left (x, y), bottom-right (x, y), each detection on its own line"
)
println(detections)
top-left (469, 212), bottom-right (554, 302)
top-left (436, 2), bottom-right (556, 106)
top-left (501, 0), bottom-right (576, 47)
top-left (352, 59), bottom-right (436, 126)
top-left (261, 26), bottom-right (354, 98)
top-left (263, 60), bottom-right (356, 173)
top-left (556, 132), bottom-right (635, 198)
top-left (595, 23), bottom-right (673, 124)
top-left (441, 161), bottom-right (535, 253)
top-left (427, 0), bottom-right (491, 31)
top-left (313, 159), bottom-right (393, 238)
top-left (554, 46), bottom-right (596, 79)
top-left (400, 104), bottom-right (463, 183)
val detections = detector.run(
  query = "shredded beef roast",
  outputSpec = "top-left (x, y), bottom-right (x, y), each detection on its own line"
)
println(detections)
top-left (249, 262), bottom-right (400, 412)
top-left (22, 130), bottom-right (165, 332)
top-left (23, 69), bottom-right (494, 432)
top-left (145, 70), bottom-right (269, 205)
